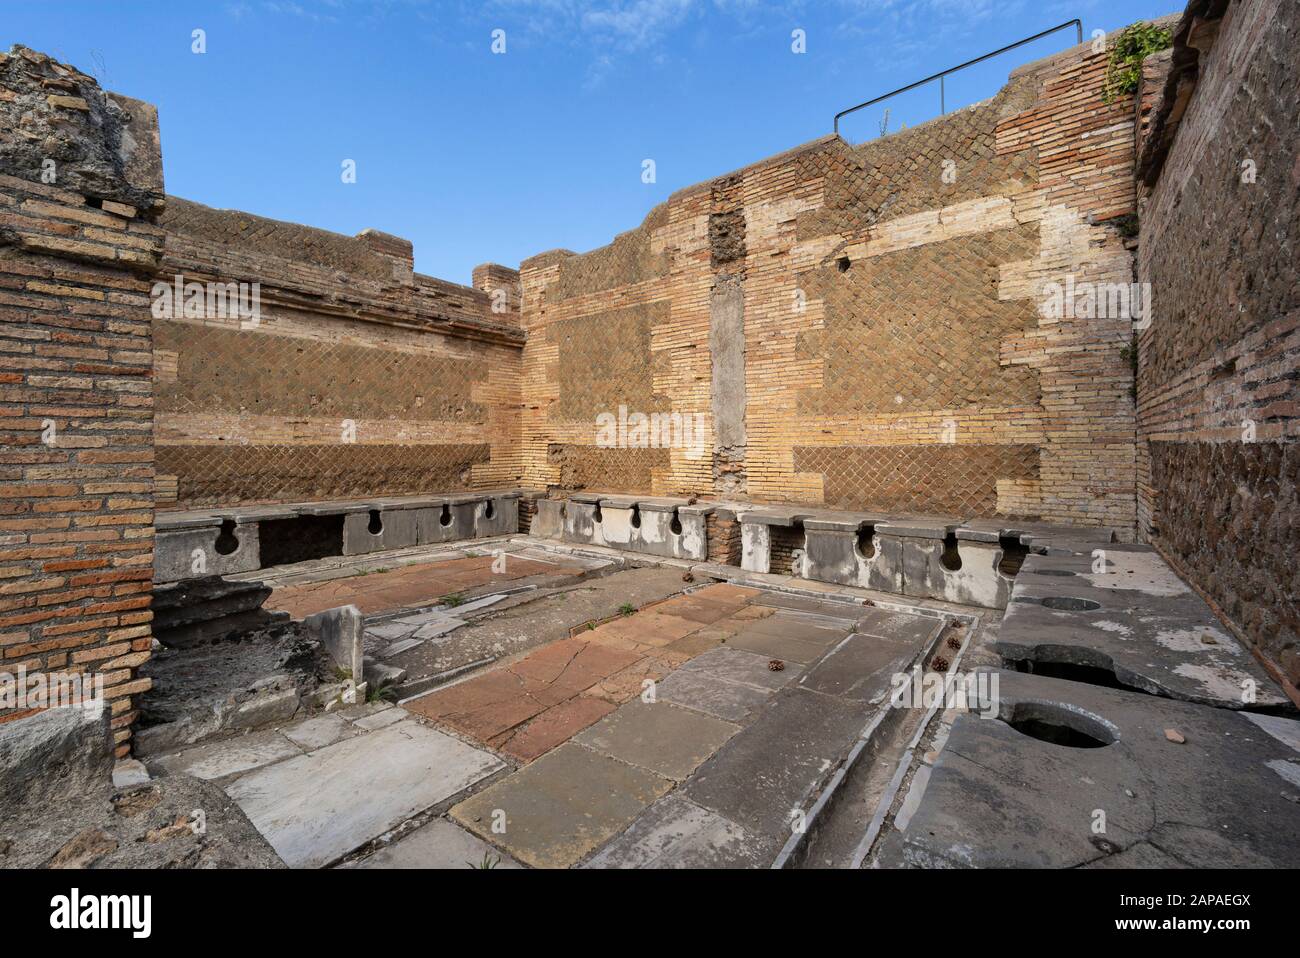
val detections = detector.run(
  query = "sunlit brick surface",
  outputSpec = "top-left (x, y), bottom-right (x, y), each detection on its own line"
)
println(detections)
top-left (516, 43), bottom-right (1140, 529)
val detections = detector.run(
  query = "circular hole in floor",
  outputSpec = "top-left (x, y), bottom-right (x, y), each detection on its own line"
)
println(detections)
top-left (1001, 701), bottom-right (1117, 749)
top-left (1041, 596), bottom-right (1101, 611)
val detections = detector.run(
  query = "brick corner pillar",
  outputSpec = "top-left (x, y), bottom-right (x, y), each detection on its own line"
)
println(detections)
top-left (356, 227), bottom-right (415, 285)
top-left (472, 262), bottom-right (522, 322)
top-left (0, 45), bottom-right (166, 758)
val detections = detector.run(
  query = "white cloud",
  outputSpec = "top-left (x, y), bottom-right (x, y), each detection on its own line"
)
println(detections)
top-left (480, 0), bottom-right (700, 51)
top-left (581, 0), bottom-right (696, 51)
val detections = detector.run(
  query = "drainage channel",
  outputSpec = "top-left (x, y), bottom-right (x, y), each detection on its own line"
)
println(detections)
top-left (821, 611), bottom-right (984, 870)
top-left (780, 611), bottom-right (977, 869)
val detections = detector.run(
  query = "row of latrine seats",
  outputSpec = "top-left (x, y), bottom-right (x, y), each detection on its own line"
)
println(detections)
top-left (530, 493), bottom-right (712, 561)
top-left (534, 496), bottom-right (1109, 610)
top-left (153, 490), bottom-right (528, 583)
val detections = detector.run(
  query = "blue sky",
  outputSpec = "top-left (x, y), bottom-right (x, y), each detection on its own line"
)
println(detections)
top-left (3, 0), bottom-right (1178, 283)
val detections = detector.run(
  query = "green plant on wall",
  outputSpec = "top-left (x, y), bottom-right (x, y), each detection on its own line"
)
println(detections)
top-left (1103, 22), bottom-right (1172, 104)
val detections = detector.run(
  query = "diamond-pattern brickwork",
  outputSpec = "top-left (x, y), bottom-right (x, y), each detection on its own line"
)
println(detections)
top-left (549, 303), bottom-right (671, 422)
top-left (160, 199), bottom-right (396, 281)
top-left (547, 444), bottom-right (669, 495)
top-left (156, 321), bottom-right (487, 421)
top-left (545, 205), bottom-right (670, 301)
top-left (518, 43), bottom-right (1137, 529)
top-left (152, 195), bottom-right (523, 513)
top-left (797, 226), bottom-right (1042, 414)
top-left (795, 444), bottom-right (1040, 517)
top-left (159, 443), bottom-right (489, 507)
top-left (797, 78), bottom-right (1040, 243)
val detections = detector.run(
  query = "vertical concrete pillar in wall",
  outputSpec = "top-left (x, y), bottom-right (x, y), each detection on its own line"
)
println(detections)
top-left (709, 277), bottom-right (747, 496)
top-left (739, 516), bottom-right (771, 574)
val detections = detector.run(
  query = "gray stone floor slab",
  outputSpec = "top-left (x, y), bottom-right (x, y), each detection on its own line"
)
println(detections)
top-left (658, 666), bottom-right (774, 722)
top-left (681, 646), bottom-right (802, 690)
top-left (739, 614), bottom-right (848, 644)
top-left (345, 817), bottom-right (523, 870)
top-left (584, 793), bottom-right (768, 869)
top-left (750, 594), bottom-right (861, 619)
top-left (453, 594), bottom-right (508, 614)
top-left (226, 721), bottom-right (503, 868)
top-left (414, 617), bottom-right (465, 640)
top-left (684, 686), bottom-right (869, 844)
top-left (725, 626), bottom-right (836, 664)
top-left (352, 708), bottom-right (406, 731)
top-left (575, 699), bottom-right (739, 780)
top-left (282, 713), bottom-right (357, 751)
top-left (877, 670), bottom-right (1300, 868)
top-left (450, 742), bottom-right (672, 868)
top-left (797, 626), bottom-right (936, 702)
top-left (367, 622), bottom-right (416, 641)
top-left (383, 637), bottom-right (424, 658)
top-left (150, 729), bottom-right (302, 782)
top-left (396, 609), bottom-right (459, 626)
top-left (892, 764), bottom-right (931, 833)
top-left (854, 607), bottom-right (944, 643)
top-left (338, 701), bottom-right (394, 722)
top-left (112, 759), bottom-right (151, 788)
top-left (1246, 711), bottom-right (1300, 751)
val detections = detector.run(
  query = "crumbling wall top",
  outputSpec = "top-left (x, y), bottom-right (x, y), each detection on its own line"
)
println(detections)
top-left (0, 45), bottom-right (163, 213)
top-left (1136, 2), bottom-right (1231, 187)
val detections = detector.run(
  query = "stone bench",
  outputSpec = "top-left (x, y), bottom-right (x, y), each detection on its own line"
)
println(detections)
top-left (528, 495), bottom-right (1124, 611)
top-left (155, 490), bottom-right (525, 582)
top-left (153, 512), bottom-right (262, 582)
top-left (750, 512), bottom-right (1118, 610)
top-left (534, 493), bottom-right (711, 561)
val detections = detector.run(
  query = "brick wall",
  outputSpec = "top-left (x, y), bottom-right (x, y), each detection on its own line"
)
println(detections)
top-left (705, 513), bottom-right (741, 565)
top-left (153, 199), bottom-right (525, 509)
top-left (1136, 0), bottom-right (1300, 685)
top-left (516, 38), bottom-right (1142, 531)
top-left (0, 47), bottom-right (165, 756)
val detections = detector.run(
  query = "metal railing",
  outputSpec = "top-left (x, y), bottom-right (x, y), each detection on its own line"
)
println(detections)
top-left (833, 19), bottom-right (1084, 135)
